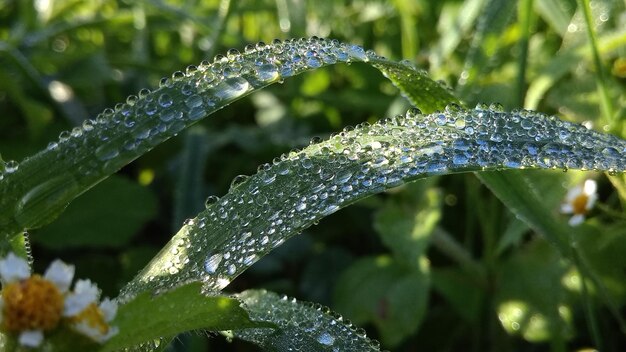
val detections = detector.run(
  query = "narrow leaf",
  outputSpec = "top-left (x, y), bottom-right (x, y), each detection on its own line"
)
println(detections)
top-left (234, 289), bottom-right (381, 352)
top-left (0, 37), bottom-right (452, 238)
top-left (121, 106), bottom-right (626, 299)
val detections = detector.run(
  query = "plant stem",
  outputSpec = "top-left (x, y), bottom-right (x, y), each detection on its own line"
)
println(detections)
top-left (431, 227), bottom-right (486, 283)
top-left (516, 0), bottom-right (533, 108)
top-left (569, 243), bottom-right (603, 350)
top-left (578, 0), bottom-right (615, 129)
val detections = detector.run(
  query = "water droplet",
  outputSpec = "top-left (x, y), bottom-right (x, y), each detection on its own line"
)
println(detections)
top-left (4, 160), bottom-right (19, 173)
top-left (95, 145), bottom-right (119, 161)
top-left (204, 253), bottom-right (223, 274)
top-left (158, 94), bottom-right (173, 108)
top-left (185, 95), bottom-right (204, 109)
top-left (255, 64), bottom-right (279, 82)
top-left (317, 332), bottom-right (335, 346)
top-left (214, 77), bottom-right (250, 101)
top-left (205, 195), bottom-right (219, 208)
top-left (230, 175), bottom-right (249, 189)
top-left (15, 175), bottom-right (80, 229)
top-left (159, 110), bottom-right (182, 122)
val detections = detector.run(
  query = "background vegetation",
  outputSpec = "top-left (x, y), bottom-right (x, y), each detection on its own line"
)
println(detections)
top-left (1, 0), bottom-right (625, 351)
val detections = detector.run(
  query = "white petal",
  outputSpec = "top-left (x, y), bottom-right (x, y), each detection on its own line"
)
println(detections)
top-left (569, 214), bottom-right (585, 226)
top-left (99, 298), bottom-right (118, 322)
top-left (564, 185), bottom-right (583, 202)
top-left (18, 330), bottom-right (44, 347)
top-left (586, 193), bottom-right (598, 210)
top-left (560, 203), bottom-right (573, 214)
top-left (72, 322), bottom-right (118, 343)
top-left (63, 279), bottom-right (99, 317)
top-left (0, 253), bottom-right (30, 283)
top-left (44, 259), bottom-right (75, 293)
top-left (583, 179), bottom-right (597, 195)
top-left (72, 322), bottom-right (103, 342)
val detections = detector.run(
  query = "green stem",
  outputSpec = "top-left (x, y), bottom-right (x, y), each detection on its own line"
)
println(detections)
top-left (569, 243), bottom-right (602, 350)
top-left (578, 0), bottom-right (615, 129)
top-left (516, 0), bottom-right (533, 108)
top-left (432, 227), bottom-right (486, 282)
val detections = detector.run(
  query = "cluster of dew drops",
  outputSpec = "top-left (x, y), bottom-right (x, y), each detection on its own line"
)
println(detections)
top-left (235, 290), bottom-right (383, 351)
top-left (0, 37), bottom-right (373, 184)
top-left (125, 101), bottom-right (626, 300)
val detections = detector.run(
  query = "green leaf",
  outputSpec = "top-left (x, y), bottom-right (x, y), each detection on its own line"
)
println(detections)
top-left (574, 222), bottom-right (626, 304)
top-left (495, 239), bottom-right (573, 343)
top-left (476, 171), bottom-right (572, 256)
top-left (0, 38), bottom-right (453, 238)
top-left (172, 126), bottom-right (212, 228)
top-left (368, 58), bottom-right (460, 113)
top-left (432, 267), bottom-right (483, 324)
top-left (32, 175), bottom-right (157, 249)
top-left (234, 289), bottom-right (381, 352)
top-left (100, 282), bottom-right (263, 352)
top-left (121, 105), bottom-right (626, 299)
top-left (374, 181), bottom-right (442, 266)
top-left (525, 29), bottom-right (626, 110)
top-left (333, 256), bottom-right (429, 347)
top-left (457, 0), bottom-right (517, 98)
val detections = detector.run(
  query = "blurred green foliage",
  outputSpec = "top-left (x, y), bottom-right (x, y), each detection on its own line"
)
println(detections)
top-left (1, 0), bottom-right (626, 351)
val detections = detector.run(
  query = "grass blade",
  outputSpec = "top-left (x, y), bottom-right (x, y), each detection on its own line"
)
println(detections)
top-left (0, 38), bottom-right (453, 239)
top-left (121, 106), bottom-right (626, 298)
top-left (234, 289), bottom-right (381, 352)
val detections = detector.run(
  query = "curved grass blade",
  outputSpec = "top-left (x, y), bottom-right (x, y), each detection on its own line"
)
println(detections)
top-left (233, 289), bottom-right (382, 352)
top-left (121, 105), bottom-right (626, 298)
top-left (368, 58), bottom-right (459, 112)
top-left (0, 37), bottom-right (453, 239)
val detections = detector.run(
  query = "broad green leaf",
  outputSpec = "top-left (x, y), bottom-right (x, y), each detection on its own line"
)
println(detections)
top-left (431, 267), bottom-right (483, 324)
top-left (234, 289), bottom-right (381, 352)
top-left (573, 222), bottom-right (626, 305)
top-left (100, 282), bottom-right (264, 352)
top-left (374, 181), bottom-right (442, 266)
top-left (333, 256), bottom-right (429, 347)
top-left (0, 38), bottom-right (455, 239)
top-left (32, 175), bottom-right (157, 249)
top-left (495, 239), bottom-right (572, 343)
top-left (121, 105), bottom-right (626, 299)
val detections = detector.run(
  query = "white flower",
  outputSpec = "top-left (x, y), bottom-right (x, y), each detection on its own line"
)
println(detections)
top-left (0, 253), bottom-right (117, 347)
top-left (0, 253), bottom-right (30, 283)
top-left (69, 297), bottom-right (119, 343)
top-left (63, 279), bottom-right (100, 317)
top-left (0, 253), bottom-right (68, 348)
top-left (561, 179), bottom-right (598, 226)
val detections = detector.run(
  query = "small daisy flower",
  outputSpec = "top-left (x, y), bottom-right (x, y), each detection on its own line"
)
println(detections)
top-left (561, 179), bottom-right (598, 226)
top-left (0, 253), bottom-right (118, 348)
top-left (69, 297), bottom-right (119, 343)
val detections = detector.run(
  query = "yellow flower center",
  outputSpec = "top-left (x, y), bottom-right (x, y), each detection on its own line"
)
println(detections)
top-left (70, 303), bottom-right (109, 335)
top-left (572, 194), bottom-right (589, 215)
top-left (1, 275), bottom-right (64, 332)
